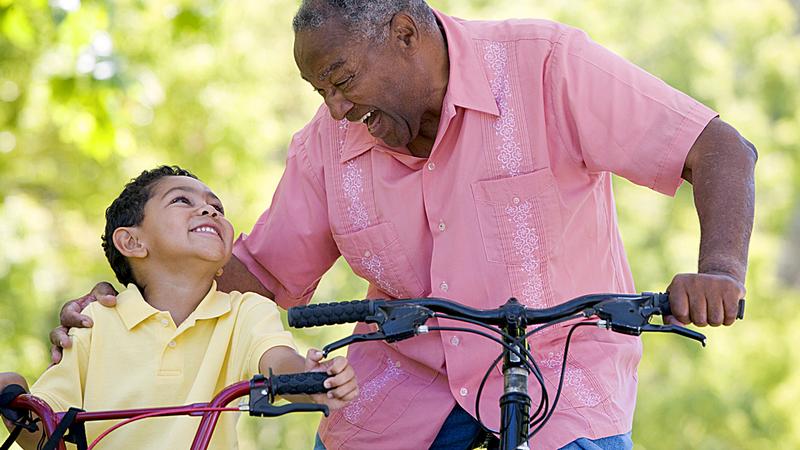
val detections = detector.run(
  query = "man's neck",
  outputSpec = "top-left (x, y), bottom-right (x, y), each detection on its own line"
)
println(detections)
top-left (137, 269), bottom-right (216, 326)
top-left (408, 18), bottom-right (450, 159)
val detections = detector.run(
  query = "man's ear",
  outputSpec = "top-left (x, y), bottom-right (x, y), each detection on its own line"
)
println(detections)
top-left (112, 227), bottom-right (148, 259)
top-left (389, 12), bottom-right (420, 52)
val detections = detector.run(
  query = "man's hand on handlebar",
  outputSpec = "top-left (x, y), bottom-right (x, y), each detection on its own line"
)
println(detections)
top-left (667, 272), bottom-right (745, 327)
top-left (49, 282), bottom-right (118, 364)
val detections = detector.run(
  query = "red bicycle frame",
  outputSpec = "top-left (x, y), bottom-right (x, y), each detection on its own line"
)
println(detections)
top-left (5, 372), bottom-right (329, 450)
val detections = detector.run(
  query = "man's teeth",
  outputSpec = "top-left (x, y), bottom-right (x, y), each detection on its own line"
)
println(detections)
top-left (359, 110), bottom-right (374, 123)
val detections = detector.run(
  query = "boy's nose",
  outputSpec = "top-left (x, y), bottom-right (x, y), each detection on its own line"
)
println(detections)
top-left (200, 206), bottom-right (218, 217)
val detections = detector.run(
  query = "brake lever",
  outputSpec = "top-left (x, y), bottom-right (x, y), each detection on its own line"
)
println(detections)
top-left (322, 305), bottom-right (434, 356)
top-left (640, 323), bottom-right (707, 346)
top-left (249, 401), bottom-right (329, 418)
top-left (593, 296), bottom-right (707, 346)
top-left (322, 332), bottom-right (388, 357)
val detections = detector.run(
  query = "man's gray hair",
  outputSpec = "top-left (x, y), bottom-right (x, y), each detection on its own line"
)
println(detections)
top-left (293, 0), bottom-right (437, 42)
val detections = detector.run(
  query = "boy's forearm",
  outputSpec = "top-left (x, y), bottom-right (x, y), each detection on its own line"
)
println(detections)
top-left (258, 346), bottom-right (306, 374)
top-left (1, 373), bottom-right (43, 450)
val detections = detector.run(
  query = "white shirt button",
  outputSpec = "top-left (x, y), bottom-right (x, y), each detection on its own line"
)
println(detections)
top-left (512, 196), bottom-right (521, 204)
top-left (438, 221), bottom-right (446, 232)
top-left (450, 336), bottom-right (460, 346)
top-left (459, 387), bottom-right (469, 397)
top-left (168, 340), bottom-right (177, 348)
top-left (160, 319), bottom-right (169, 327)
top-left (427, 162), bottom-right (436, 171)
top-left (440, 282), bottom-right (449, 292)
top-left (364, 250), bottom-right (371, 257)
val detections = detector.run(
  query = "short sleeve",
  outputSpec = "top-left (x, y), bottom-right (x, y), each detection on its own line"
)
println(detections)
top-left (233, 125), bottom-right (341, 309)
top-left (547, 27), bottom-right (718, 195)
top-left (29, 307), bottom-right (93, 412)
top-left (231, 293), bottom-right (299, 380)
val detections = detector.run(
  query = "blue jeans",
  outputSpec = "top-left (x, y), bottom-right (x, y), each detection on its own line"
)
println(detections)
top-left (314, 404), bottom-right (634, 449)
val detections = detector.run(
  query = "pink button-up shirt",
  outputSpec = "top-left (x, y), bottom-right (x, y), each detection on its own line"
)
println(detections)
top-left (234, 11), bottom-right (716, 450)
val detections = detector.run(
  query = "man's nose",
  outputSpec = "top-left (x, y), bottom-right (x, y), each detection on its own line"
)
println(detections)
top-left (324, 90), bottom-right (354, 121)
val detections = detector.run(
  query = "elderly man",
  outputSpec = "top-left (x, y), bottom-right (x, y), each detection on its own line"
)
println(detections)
top-left (54, 0), bottom-right (756, 449)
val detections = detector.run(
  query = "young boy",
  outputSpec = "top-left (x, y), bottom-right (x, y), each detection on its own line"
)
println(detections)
top-left (0, 166), bottom-right (358, 449)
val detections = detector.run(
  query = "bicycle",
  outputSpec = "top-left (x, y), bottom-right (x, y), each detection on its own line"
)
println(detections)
top-left (1, 370), bottom-right (331, 450)
top-left (288, 292), bottom-right (745, 450)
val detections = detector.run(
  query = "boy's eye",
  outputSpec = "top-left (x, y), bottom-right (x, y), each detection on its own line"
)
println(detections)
top-left (171, 196), bottom-right (191, 205)
top-left (212, 204), bottom-right (225, 215)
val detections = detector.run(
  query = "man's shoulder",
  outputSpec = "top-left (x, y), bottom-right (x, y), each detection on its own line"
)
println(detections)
top-left (456, 15), bottom-right (575, 44)
top-left (289, 103), bottom-right (337, 153)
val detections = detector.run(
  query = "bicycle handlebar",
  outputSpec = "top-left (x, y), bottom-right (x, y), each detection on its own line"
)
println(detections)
top-left (288, 293), bottom-right (670, 328)
top-left (288, 293), bottom-right (745, 355)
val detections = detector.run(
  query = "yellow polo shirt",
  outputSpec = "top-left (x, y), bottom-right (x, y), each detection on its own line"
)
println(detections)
top-left (30, 282), bottom-right (297, 449)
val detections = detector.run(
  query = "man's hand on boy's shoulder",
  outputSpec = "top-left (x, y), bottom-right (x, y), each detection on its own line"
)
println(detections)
top-left (304, 349), bottom-right (359, 410)
top-left (49, 282), bottom-right (118, 364)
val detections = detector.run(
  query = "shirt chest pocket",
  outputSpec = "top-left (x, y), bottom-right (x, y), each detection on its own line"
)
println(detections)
top-left (333, 222), bottom-right (425, 299)
top-left (471, 168), bottom-right (563, 307)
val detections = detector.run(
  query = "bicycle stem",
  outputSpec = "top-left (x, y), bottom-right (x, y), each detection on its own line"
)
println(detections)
top-left (499, 301), bottom-right (532, 450)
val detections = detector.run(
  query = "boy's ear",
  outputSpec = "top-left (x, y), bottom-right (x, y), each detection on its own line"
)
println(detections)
top-left (112, 227), bottom-right (148, 259)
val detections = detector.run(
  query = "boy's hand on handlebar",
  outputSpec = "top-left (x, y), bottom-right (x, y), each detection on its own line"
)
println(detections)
top-left (667, 273), bottom-right (745, 327)
top-left (304, 349), bottom-right (358, 410)
top-left (49, 282), bottom-right (118, 364)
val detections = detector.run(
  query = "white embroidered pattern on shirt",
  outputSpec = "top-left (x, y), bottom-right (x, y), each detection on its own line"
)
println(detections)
top-left (361, 253), bottom-right (401, 298)
top-left (484, 41), bottom-right (522, 177)
top-left (343, 356), bottom-right (405, 423)
top-left (506, 200), bottom-right (545, 308)
top-left (338, 120), bottom-right (370, 232)
top-left (539, 351), bottom-right (602, 407)
top-left (343, 160), bottom-right (370, 231)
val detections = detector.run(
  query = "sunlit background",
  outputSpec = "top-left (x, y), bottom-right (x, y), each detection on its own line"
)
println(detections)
top-left (1, 0), bottom-right (798, 448)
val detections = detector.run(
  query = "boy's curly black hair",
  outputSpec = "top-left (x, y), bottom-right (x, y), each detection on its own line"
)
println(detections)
top-left (102, 165), bottom-right (198, 287)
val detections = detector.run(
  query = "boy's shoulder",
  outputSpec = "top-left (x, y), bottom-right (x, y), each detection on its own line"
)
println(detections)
top-left (223, 290), bottom-right (280, 314)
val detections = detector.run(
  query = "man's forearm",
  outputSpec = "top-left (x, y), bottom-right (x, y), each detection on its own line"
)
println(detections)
top-left (216, 255), bottom-right (275, 299)
top-left (684, 118), bottom-right (757, 282)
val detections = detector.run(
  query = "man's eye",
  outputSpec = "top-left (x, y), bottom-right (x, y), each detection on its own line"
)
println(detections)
top-left (213, 204), bottom-right (225, 215)
top-left (334, 76), bottom-right (353, 88)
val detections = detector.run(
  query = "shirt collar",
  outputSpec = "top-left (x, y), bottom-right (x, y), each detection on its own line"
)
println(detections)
top-left (116, 281), bottom-right (231, 330)
top-left (339, 120), bottom-right (378, 163)
top-left (434, 10), bottom-right (500, 117)
top-left (338, 10), bottom-right (499, 163)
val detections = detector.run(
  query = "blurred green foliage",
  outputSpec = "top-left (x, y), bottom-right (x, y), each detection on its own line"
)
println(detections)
top-left (0, 0), bottom-right (798, 448)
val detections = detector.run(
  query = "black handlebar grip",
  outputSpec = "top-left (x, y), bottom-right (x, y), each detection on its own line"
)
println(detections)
top-left (288, 300), bottom-right (376, 328)
top-left (270, 372), bottom-right (329, 396)
top-left (655, 293), bottom-right (745, 320)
